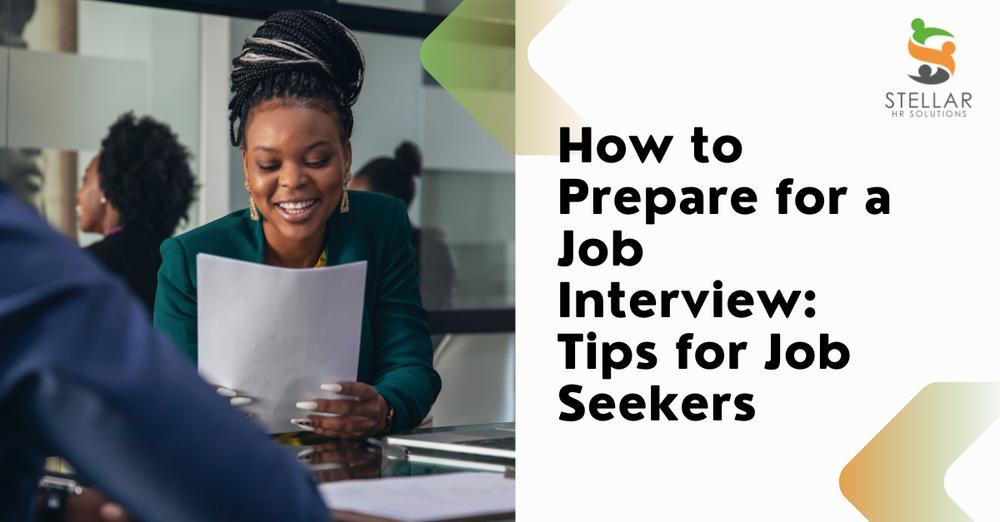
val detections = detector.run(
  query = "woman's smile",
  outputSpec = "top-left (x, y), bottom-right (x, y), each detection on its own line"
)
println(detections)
top-left (273, 197), bottom-right (321, 223)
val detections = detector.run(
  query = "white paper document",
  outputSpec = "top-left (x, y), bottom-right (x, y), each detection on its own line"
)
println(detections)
top-left (197, 254), bottom-right (366, 434)
top-left (319, 472), bottom-right (515, 522)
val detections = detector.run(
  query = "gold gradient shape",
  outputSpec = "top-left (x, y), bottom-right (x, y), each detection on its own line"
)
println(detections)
top-left (515, 0), bottom-right (581, 154)
top-left (841, 383), bottom-right (1000, 521)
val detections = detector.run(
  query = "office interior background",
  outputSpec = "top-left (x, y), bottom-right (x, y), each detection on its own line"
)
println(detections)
top-left (0, 0), bottom-right (514, 427)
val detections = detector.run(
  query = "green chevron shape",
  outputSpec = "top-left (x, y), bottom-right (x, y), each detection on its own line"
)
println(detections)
top-left (420, 0), bottom-right (515, 153)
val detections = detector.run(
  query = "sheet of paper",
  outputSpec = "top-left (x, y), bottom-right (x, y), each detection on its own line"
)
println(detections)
top-left (197, 254), bottom-right (366, 434)
top-left (319, 472), bottom-right (515, 522)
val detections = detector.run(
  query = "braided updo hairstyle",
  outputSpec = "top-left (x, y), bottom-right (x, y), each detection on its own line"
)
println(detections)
top-left (229, 10), bottom-right (365, 148)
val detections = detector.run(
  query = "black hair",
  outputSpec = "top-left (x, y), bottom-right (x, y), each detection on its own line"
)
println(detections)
top-left (228, 10), bottom-right (365, 148)
top-left (356, 141), bottom-right (422, 207)
top-left (98, 112), bottom-right (197, 239)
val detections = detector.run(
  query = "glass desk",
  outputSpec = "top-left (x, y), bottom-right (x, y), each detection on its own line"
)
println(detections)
top-left (281, 422), bottom-right (515, 484)
top-left (44, 423), bottom-right (515, 521)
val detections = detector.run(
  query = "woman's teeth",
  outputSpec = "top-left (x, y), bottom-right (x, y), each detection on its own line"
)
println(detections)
top-left (277, 199), bottom-right (318, 214)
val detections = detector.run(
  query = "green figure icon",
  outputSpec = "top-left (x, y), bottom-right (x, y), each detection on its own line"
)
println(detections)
top-left (911, 18), bottom-right (953, 44)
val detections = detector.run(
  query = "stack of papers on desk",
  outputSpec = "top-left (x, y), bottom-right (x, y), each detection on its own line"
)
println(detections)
top-left (319, 472), bottom-right (515, 522)
top-left (197, 254), bottom-right (366, 434)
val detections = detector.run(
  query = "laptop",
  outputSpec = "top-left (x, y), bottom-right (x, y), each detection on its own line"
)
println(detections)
top-left (386, 423), bottom-right (515, 460)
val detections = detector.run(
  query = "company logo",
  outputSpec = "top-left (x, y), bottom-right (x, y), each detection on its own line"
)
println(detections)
top-left (908, 18), bottom-right (955, 85)
top-left (885, 18), bottom-right (971, 119)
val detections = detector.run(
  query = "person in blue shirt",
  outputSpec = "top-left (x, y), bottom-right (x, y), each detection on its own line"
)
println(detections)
top-left (0, 182), bottom-right (329, 521)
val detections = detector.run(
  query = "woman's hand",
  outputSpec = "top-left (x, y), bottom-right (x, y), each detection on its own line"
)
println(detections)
top-left (215, 386), bottom-right (254, 406)
top-left (291, 382), bottom-right (389, 438)
top-left (214, 385), bottom-right (256, 419)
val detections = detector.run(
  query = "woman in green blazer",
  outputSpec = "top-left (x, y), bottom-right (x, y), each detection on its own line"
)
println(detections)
top-left (154, 10), bottom-right (440, 437)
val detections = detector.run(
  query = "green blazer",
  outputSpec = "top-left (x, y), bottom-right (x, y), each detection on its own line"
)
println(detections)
top-left (153, 190), bottom-right (441, 433)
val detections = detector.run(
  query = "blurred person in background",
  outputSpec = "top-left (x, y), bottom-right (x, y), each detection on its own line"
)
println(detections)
top-left (1, 148), bottom-right (44, 211)
top-left (76, 113), bottom-right (197, 314)
top-left (0, 0), bottom-right (46, 213)
top-left (0, 0), bottom-right (34, 47)
top-left (350, 141), bottom-right (456, 312)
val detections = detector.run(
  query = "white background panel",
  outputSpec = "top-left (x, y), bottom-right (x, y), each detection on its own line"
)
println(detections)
top-left (517, 1), bottom-right (1000, 519)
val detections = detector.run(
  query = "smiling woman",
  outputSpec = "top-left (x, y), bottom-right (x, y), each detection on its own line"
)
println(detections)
top-left (153, 10), bottom-right (441, 438)
top-left (244, 101), bottom-right (352, 267)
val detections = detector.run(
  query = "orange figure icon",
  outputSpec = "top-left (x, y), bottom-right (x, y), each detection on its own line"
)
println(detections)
top-left (908, 39), bottom-right (955, 75)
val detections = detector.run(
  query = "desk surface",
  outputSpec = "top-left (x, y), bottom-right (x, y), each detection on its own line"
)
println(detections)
top-left (46, 423), bottom-right (515, 484)
top-left (285, 423), bottom-right (515, 484)
top-left (311, 423), bottom-right (515, 522)
top-left (48, 423), bottom-right (515, 521)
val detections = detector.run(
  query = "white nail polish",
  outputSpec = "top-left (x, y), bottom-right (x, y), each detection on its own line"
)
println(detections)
top-left (320, 383), bottom-right (343, 393)
top-left (230, 397), bottom-right (252, 407)
top-left (217, 387), bottom-right (237, 397)
top-left (296, 401), bottom-right (318, 411)
top-left (297, 448), bottom-right (315, 460)
top-left (291, 418), bottom-right (315, 432)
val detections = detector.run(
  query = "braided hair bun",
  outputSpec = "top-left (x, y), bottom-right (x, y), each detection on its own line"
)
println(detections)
top-left (356, 141), bottom-right (424, 207)
top-left (393, 141), bottom-right (422, 178)
top-left (229, 10), bottom-right (365, 147)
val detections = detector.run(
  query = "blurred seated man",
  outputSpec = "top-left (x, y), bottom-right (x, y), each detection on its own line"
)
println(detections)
top-left (0, 183), bottom-right (328, 521)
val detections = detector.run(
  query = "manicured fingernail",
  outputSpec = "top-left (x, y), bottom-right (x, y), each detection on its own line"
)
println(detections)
top-left (296, 401), bottom-right (318, 411)
top-left (321, 383), bottom-right (342, 393)
top-left (217, 387), bottom-right (237, 397)
top-left (297, 448), bottom-right (315, 459)
top-left (291, 418), bottom-right (315, 431)
top-left (231, 397), bottom-right (252, 407)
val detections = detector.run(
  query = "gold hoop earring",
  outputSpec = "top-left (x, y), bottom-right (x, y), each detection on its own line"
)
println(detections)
top-left (340, 171), bottom-right (352, 213)
top-left (245, 180), bottom-right (259, 221)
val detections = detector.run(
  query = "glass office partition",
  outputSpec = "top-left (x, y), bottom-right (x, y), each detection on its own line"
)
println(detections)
top-left (421, 169), bottom-right (514, 310)
top-left (1, 0), bottom-right (11, 182)
top-left (2, 0), bottom-right (201, 243)
top-left (1, 0), bottom-right (53, 227)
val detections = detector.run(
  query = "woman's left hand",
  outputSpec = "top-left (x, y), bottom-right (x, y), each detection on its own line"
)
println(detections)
top-left (292, 382), bottom-right (389, 438)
